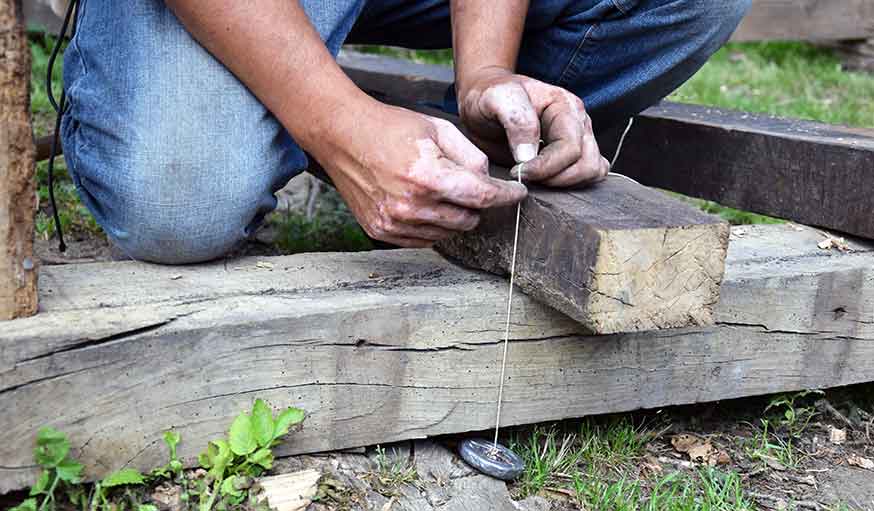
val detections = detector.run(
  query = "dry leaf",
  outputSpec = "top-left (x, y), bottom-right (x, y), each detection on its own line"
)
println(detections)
top-left (671, 434), bottom-right (700, 453)
top-left (848, 454), bottom-right (874, 470)
top-left (818, 236), bottom-right (851, 252)
top-left (829, 426), bottom-right (847, 445)
top-left (715, 451), bottom-right (732, 466)
top-left (687, 442), bottom-right (716, 464)
top-left (818, 239), bottom-right (834, 250)
top-left (256, 261), bottom-right (275, 270)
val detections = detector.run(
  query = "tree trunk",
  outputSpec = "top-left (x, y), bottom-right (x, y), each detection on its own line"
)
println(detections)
top-left (0, 0), bottom-right (38, 320)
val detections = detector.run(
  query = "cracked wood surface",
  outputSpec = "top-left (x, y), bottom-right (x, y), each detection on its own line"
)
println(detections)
top-left (0, 0), bottom-right (37, 320)
top-left (339, 52), bottom-right (874, 240)
top-left (437, 174), bottom-right (729, 334)
top-left (2, 224), bottom-right (874, 492)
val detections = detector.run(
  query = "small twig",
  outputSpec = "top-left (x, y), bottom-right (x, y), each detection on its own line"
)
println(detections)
top-left (815, 399), bottom-right (855, 429)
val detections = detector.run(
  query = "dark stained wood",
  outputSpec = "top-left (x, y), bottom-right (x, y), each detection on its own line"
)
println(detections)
top-left (436, 173), bottom-right (729, 334)
top-left (339, 52), bottom-right (874, 240)
top-left (0, 0), bottom-right (38, 320)
top-left (2, 225), bottom-right (874, 492)
top-left (732, 0), bottom-right (874, 42)
top-left (602, 102), bottom-right (874, 240)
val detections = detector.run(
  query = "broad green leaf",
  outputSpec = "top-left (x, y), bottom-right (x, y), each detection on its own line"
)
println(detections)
top-left (229, 413), bottom-right (257, 456)
top-left (169, 459), bottom-right (183, 473)
top-left (207, 440), bottom-right (232, 479)
top-left (55, 457), bottom-right (83, 483)
top-left (272, 408), bottom-right (305, 440)
top-left (163, 430), bottom-right (181, 459)
top-left (198, 449), bottom-right (212, 469)
top-left (102, 467), bottom-right (146, 487)
top-left (29, 470), bottom-right (50, 496)
top-left (34, 427), bottom-right (69, 467)
top-left (251, 399), bottom-right (274, 448)
top-left (220, 476), bottom-right (243, 497)
top-left (248, 448), bottom-right (273, 470)
top-left (9, 497), bottom-right (37, 511)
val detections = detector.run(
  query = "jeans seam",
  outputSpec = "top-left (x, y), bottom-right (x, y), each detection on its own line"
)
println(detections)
top-left (556, 23), bottom-right (598, 89)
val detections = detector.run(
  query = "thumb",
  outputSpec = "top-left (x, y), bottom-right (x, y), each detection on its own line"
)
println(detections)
top-left (482, 82), bottom-right (541, 163)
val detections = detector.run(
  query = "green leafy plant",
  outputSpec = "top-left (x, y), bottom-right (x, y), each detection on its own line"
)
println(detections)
top-left (764, 389), bottom-right (823, 437)
top-left (197, 399), bottom-right (305, 510)
top-left (11, 427), bottom-right (84, 511)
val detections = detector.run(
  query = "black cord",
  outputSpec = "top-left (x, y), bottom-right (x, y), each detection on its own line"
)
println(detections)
top-left (45, 0), bottom-right (81, 253)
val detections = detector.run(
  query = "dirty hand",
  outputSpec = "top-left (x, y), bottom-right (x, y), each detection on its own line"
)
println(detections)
top-left (458, 67), bottom-right (610, 187)
top-left (318, 103), bottom-right (528, 248)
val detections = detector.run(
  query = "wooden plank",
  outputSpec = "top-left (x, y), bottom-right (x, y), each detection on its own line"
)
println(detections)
top-left (2, 224), bottom-right (874, 492)
top-left (338, 52), bottom-right (874, 240)
top-left (22, 0), bottom-right (62, 33)
top-left (0, 0), bottom-right (38, 320)
top-left (436, 174), bottom-right (729, 333)
top-left (732, 0), bottom-right (874, 42)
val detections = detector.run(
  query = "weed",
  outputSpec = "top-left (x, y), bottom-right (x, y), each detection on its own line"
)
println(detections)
top-left (8, 399), bottom-right (305, 511)
top-left (764, 390), bottom-right (823, 437)
top-left (745, 419), bottom-right (802, 470)
top-left (511, 426), bottom-right (583, 498)
top-left (367, 445), bottom-right (419, 498)
top-left (578, 417), bottom-right (654, 467)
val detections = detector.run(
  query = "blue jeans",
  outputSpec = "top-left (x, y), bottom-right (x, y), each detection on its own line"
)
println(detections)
top-left (62, 0), bottom-right (750, 264)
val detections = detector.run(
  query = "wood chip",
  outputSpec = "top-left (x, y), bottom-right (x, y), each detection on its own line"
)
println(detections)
top-left (257, 470), bottom-right (321, 511)
top-left (829, 426), bottom-right (847, 445)
top-left (256, 261), bottom-right (275, 270)
top-left (847, 454), bottom-right (874, 470)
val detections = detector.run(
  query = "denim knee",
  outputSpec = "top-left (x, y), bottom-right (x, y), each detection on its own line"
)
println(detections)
top-left (668, 0), bottom-right (752, 54)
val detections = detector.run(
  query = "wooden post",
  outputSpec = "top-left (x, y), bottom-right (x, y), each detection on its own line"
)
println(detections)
top-left (0, 0), bottom-right (38, 320)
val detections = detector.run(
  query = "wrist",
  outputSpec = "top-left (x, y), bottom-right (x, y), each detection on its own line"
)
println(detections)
top-left (456, 64), bottom-right (514, 103)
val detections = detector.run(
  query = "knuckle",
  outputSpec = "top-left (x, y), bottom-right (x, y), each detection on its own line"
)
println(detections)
top-left (389, 201), bottom-right (417, 223)
top-left (473, 153), bottom-right (489, 172)
top-left (477, 187), bottom-right (498, 206)
top-left (461, 212), bottom-right (481, 231)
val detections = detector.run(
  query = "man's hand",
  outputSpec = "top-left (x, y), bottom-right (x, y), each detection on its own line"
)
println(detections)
top-left (318, 102), bottom-right (528, 248)
top-left (458, 67), bottom-right (610, 187)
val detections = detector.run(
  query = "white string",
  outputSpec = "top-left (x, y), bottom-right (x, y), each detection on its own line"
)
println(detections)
top-left (607, 117), bottom-right (639, 185)
top-left (492, 166), bottom-right (523, 449)
top-left (489, 116), bottom-right (637, 450)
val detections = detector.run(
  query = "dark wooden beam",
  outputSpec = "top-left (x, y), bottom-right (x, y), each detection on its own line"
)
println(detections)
top-left (338, 52), bottom-right (874, 240)
top-left (1, 0), bottom-right (38, 320)
top-left (436, 173), bottom-right (729, 334)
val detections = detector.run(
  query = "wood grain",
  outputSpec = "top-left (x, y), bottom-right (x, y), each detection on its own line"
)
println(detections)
top-left (0, 0), bottom-right (38, 320)
top-left (2, 224), bottom-right (874, 493)
top-left (732, 0), bottom-right (874, 42)
top-left (338, 52), bottom-right (874, 240)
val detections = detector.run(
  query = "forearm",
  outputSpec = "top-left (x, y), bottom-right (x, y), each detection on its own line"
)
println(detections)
top-left (450, 0), bottom-right (529, 93)
top-left (164, 0), bottom-right (375, 161)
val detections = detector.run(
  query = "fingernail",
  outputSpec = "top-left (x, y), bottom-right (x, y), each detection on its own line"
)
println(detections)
top-left (509, 163), bottom-right (525, 179)
top-left (514, 143), bottom-right (537, 163)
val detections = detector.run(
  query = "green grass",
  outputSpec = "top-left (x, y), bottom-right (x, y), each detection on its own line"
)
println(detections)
top-left (671, 42), bottom-right (874, 128)
top-left (572, 468), bottom-right (756, 511)
top-left (508, 420), bottom-right (758, 510)
top-left (510, 418), bottom-right (654, 499)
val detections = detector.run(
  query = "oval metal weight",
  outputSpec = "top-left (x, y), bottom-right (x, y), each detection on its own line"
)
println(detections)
top-left (459, 438), bottom-right (525, 481)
